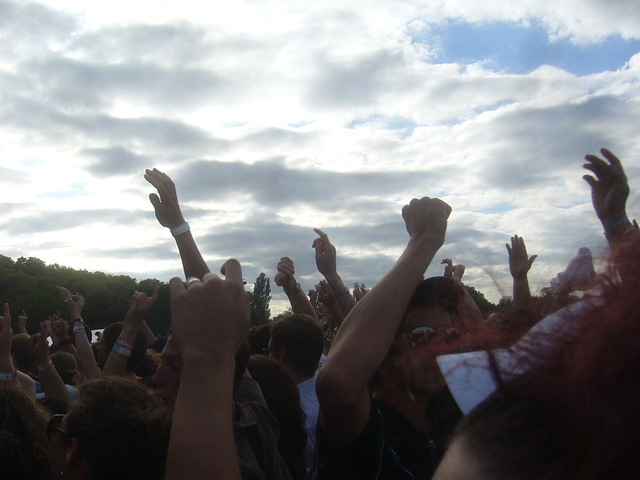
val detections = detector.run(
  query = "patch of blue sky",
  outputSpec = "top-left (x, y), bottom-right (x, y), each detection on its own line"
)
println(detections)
top-left (414, 21), bottom-right (640, 76)
top-left (475, 203), bottom-right (517, 214)
top-left (36, 182), bottom-right (87, 198)
top-left (347, 115), bottom-right (417, 139)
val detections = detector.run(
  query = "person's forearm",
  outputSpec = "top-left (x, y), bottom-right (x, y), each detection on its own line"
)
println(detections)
top-left (175, 231), bottom-right (211, 280)
top-left (322, 237), bottom-right (440, 399)
top-left (323, 272), bottom-right (356, 317)
top-left (512, 275), bottom-right (532, 307)
top-left (167, 352), bottom-right (240, 480)
top-left (72, 321), bottom-right (102, 380)
top-left (102, 323), bottom-right (137, 377)
top-left (139, 320), bottom-right (157, 343)
top-left (37, 360), bottom-right (71, 406)
top-left (287, 289), bottom-right (320, 323)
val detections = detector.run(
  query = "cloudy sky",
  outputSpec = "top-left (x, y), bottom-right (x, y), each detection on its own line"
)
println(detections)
top-left (2, 0), bottom-right (639, 315)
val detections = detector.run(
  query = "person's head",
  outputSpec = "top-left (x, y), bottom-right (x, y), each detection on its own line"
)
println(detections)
top-left (269, 314), bottom-right (324, 379)
top-left (50, 351), bottom-right (81, 386)
top-left (97, 322), bottom-right (147, 372)
top-left (435, 242), bottom-right (640, 480)
top-left (11, 333), bottom-right (35, 374)
top-left (0, 383), bottom-right (51, 479)
top-left (247, 355), bottom-right (307, 480)
top-left (374, 277), bottom-right (466, 397)
top-left (49, 376), bottom-right (171, 480)
top-left (152, 334), bottom-right (250, 409)
top-left (248, 323), bottom-right (272, 355)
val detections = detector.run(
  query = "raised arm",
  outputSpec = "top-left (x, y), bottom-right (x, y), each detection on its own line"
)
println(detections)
top-left (30, 323), bottom-right (71, 406)
top-left (0, 303), bottom-right (18, 385)
top-left (145, 168), bottom-right (210, 279)
top-left (506, 235), bottom-right (537, 307)
top-left (166, 260), bottom-right (249, 480)
top-left (103, 288), bottom-right (158, 377)
top-left (58, 286), bottom-right (102, 380)
top-left (274, 256), bottom-right (319, 322)
top-left (583, 148), bottom-right (637, 245)
top-left (316, 197), bottom-right (451, 445)
top-left (312, 228), bottom-right (357, 317)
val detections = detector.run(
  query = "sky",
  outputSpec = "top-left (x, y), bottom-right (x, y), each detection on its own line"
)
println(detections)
top-left (2, 0), bottom-right (640, 316)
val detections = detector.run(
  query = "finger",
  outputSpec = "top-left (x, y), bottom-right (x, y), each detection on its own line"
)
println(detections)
top-left (4, 303), bottom-right (10, 322)
top-left (220, 259), bottom-right (242, 282)
top-left (185, 277), bottom-right (201, 288)
top-left (582, 174), bottom-right (597, 187)
top-left (152, 285), bottom-right (160, 301)
top-left (505, 243), bottom-right (512, 254)
top-left (39, 322), bottom-right (47, 337)
top-left (22, 309), bottom-right (27, 316)
top-left (202, 272), bottom-right (220, 282)
top-left (600, 148), bottom-right (625, 173)
top-left (314, 228), bottom-right (328, 240)
top-left (169, 276), bottom-right (186, 296)
top-left (529, 255), bottom-right (538, 266)
top-left (149, 193), bottom-right (161, 210)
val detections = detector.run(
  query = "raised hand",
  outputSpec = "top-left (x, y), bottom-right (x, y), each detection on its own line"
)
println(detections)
top-left (353, 284), bottom-right (368, 302)
top-left (169, 259), bottom-right (250, 356)
top-left (17, 310), bottom-right (28, 334)
top-left (274, 257), bottom-right (297, 294)
top-left (452, 264), bottom-right (466, 283)
top-left (58, 286), bottom-right (85, 319)
top-left (50, 318), bottom-right (70, 344)
top-left (583, 149), bottom-right (629, 226)
top-left (0, 304), bottom-right (15, 375)
top-left (144, 168), bottom-right (186, 229)
top-left (312, 228), bottom-right (337, 277)
top-left (441, 259), bottom-right (454, 277)
top-left (124, 286), bottom-right (159, 326)
top-left (506, 235), bottom-right (537, 279)
top-left (401, 197), bottom-right (452, 248)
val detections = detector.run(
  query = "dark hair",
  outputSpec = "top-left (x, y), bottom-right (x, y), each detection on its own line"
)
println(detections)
top-left (270, 314), bottom-right (324, 378)
top-left (247, 355), bottom-right (307, 480)
top-left (101, 322), bottom-right (148, 372)
top-left (50, 351), bottom-right (79, 385)
top-left (407, 276), bottom-right (465, 315)
top-left (0, 384), bottom-right (50, 479)
top-left (248, 324), bottom-right (272, 355)
top-left (64, 376), bottom-right (171, 480)
top-left (449, 238), bottom-right (640, 479)
top-left (11, 334), bottom-right (35, 374)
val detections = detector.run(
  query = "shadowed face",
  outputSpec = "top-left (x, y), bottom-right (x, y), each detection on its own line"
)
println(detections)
top-left (377, 304), bottom-right (454, 396)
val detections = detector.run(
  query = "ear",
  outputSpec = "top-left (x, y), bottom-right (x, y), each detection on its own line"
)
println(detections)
top-left (62, 437), bottom-right (80, 468)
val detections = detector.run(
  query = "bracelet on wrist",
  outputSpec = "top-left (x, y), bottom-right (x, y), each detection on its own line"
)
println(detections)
top-left (72, 317), bottom-right (84, 324)
top-left (0, 370), bottom-right (18, 381)
top-left (73, 325), bottom-right (85, 335)
top-left (285, 281), bottom-right (301, 297)
top-left (112, 344), bottom-right (132, 357)
top-left (334, 287), bottom-right (350, 297)
top-left (170, 222), bottom-right (190, 238)
top-left (37, 358), bottom-right (54, 374)
top-left (605, 214), bottom-right (630, 231)
top-left (115, 338), bottom-right (134, 350)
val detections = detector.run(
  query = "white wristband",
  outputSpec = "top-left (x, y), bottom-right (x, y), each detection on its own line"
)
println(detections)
top-left (170, 222), bottom-right (190, 238)
top-left (112, 345), bottom-right (132, 357)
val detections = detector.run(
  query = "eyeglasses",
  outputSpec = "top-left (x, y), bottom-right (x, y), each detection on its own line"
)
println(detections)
top-left (47, 414), bottom-right (69, 441)
top-left (397, 326), bottom-right (460, 347)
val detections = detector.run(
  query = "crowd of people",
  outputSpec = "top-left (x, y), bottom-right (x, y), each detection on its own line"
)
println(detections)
top-left (1, 148), bottom-right (638, 479)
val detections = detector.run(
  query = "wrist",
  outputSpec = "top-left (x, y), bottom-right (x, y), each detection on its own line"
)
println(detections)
top-left (284, 281), bottom-right (301, 297)
top-left (170, 222), bottom-right (190, 238)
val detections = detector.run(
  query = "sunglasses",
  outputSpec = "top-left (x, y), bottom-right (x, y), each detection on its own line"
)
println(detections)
top-left (47, 414), bottom-right (69, 441)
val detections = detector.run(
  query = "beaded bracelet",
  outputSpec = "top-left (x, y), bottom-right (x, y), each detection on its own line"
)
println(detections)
top-left (73, 325), bottom-right (85, 335)
top-left (334, 287), bottom-right (350, 297)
